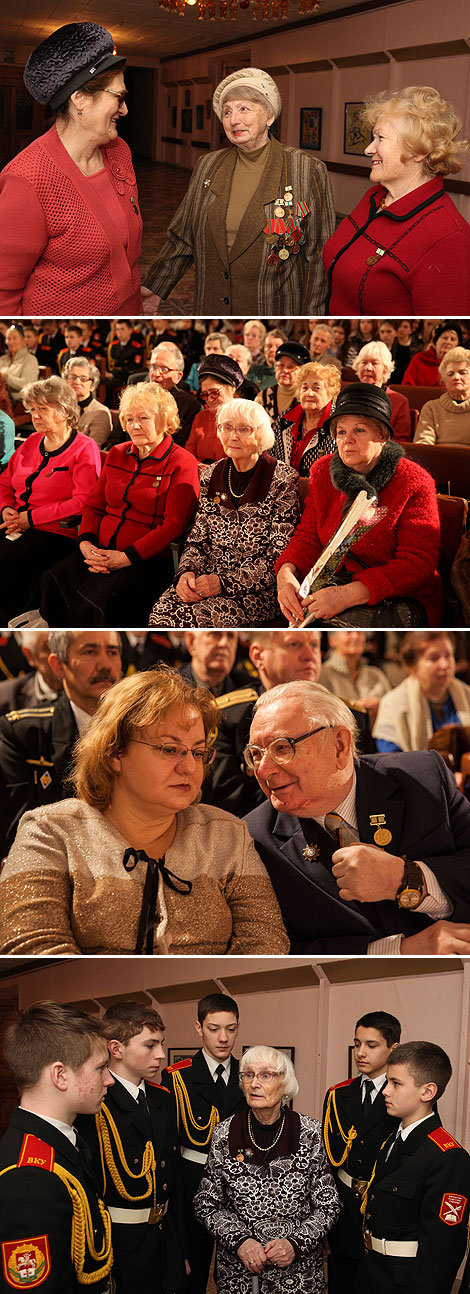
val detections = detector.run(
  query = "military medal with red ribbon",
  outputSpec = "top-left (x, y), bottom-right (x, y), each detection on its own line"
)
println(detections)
top-left (264, 186), bottom-right (310, 264)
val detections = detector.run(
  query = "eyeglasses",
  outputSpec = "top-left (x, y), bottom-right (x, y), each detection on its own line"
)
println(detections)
top-left (244, 725), bottom-right (332, 770)
top-left (241, 1071), bottom-right (281, 1085)
top-left (218, 423), bottom-right (253, 436)
top-left (202, 388), bottom-right (223, 399)
top-left (104, 88), bottom-right (128, 109)
top-left (130, 739), bottom-right (215, 767)
top-left (150, 363), bottom-right (177, 375)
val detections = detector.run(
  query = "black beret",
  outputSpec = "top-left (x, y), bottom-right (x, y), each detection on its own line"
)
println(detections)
top-left (24, 23), bottom-right (126, 109)
top-left (433, 320), bottom-right (463, 346)
top-left (198, 354), bottom-right (244, 388)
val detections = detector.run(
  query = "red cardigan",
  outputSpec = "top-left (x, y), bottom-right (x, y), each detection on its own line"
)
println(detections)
top-left (275, 453), bottom-right (444, 626)
top-left (402, 347), bottom-right (444, 388)
top-left (324, 178), bottom-right (470, 314)
top-left (185, 409), bottom-right (227, 463)
top-left (79, 436), bottom-right (200, 563)
top-left (0, 431), bottom-right (101, 536)
top-left (0, 127), bottom-right (142, 314)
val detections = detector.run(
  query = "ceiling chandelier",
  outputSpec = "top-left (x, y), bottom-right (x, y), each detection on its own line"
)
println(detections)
top-left (158, 0), bottom-right (321, 19)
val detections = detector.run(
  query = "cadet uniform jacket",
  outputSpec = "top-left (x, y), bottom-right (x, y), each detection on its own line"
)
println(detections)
top-left (322, 1075), bottom-right (398, 1259)
top-left (0, 690), bottom-right (77, 858)
top-left (161, 1051), bottom-right (246, 1198)
top-left (77, 1078), bottom-right (187, 1294)
top-left (357, 1113), bottom-right (470, 1294)
top-left (0, 1108), bottom-right (112, 1294)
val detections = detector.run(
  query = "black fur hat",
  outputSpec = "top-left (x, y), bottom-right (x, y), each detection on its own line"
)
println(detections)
top-left (24, 23), bottom-right (126, 110)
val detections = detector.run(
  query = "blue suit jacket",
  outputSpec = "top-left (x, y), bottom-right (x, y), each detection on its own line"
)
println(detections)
top-left (245, 751), bottom-right (470, 953)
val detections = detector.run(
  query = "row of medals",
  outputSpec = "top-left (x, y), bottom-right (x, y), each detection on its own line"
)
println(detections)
top-left (266, 185), bottom-right (307, 265)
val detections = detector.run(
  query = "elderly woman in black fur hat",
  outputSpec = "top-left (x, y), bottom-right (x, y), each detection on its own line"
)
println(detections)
top-left (276, 384), bottom-right (444, 629)
top-left (0, 22), bottom-right (142, 315)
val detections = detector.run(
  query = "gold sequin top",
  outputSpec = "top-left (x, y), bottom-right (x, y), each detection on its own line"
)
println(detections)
top-left (0, 799), bottom-right (289, 956)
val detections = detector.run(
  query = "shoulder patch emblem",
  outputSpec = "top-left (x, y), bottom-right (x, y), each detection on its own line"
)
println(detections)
top-left (439, 1193), bottom-right (467, 1225)
top-left (166, 1058), bottom-right (193, 1073)
top-left (17, 1135), bottom-right (55, 1171)
top-left (2, 1236), bottom-right (51, 1288)
top-left (215, 688), bottom-right (259, 710)
top-left (428, 1127), bottom-right (461, 1152)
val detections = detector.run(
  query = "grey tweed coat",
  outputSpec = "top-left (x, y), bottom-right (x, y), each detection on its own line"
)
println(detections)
top-left (145, 136), bottom-right (335, 315)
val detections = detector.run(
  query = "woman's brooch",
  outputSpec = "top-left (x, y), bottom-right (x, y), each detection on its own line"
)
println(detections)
top-left (264, 188), bottom-right (310, 265)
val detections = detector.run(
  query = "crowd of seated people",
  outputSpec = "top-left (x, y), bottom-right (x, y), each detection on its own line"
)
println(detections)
top-left (1, 627), bottom-right (470, 956)
top-left (2, 316), bottom-right (470, 627)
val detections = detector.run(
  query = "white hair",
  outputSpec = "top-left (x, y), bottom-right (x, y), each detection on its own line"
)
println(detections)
top-left (151, 341), bottom-right (184, 372)
top-left (240, 1046), bottom-right (298, 1104)
top-left (216, 397), bottom-right (274, 452)
top-left (353, 341), bottom-right (395, 383)
top-left (63, 355), bottom-right (100, 393)
top-left (253, 681), bottom-right (358, 757)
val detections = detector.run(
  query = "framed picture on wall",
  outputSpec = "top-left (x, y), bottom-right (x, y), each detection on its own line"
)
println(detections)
top-left (171, 106), bottom-right (177, 128)
top-left (184, 89), bottom-right (191, 107)
top-left (299, 107), bottom-right (322, 151)
top-left (344, 102), bottom-right (370, 155)
top-left (181, 108), bottom-right (193, 133)
top-left (168, 1047), bottom-right (199, 1065)
top-left (196, 104), bottom-right (204, 130)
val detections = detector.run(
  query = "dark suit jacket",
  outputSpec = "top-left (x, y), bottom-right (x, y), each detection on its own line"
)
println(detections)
top-left (245, 751), bottom-right (470, 953)
top-left (0, 1108), bottom-right (110, 1293)
top-left (0, 690), bottom-right (77, 857)
top-left (77, 1078), bottom-right (187, 1293)
top-left (322, 1075), bottom-right (398, 1258)
top-left (0, 671), bottom-right (48, 717)
top-left (161, 1051), bottom-right (246, 1195)
top-left (357, 1113), bottom-right (470, 1294)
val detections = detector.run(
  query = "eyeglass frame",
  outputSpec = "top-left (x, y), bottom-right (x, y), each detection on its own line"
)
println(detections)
top-left (244, 725), bottom-right (333, 770)
top-left (103, 88), bottom-right (128, 109)
top-left (240, 1070), bottom-right (283, 1086)
top-left (149, 362), bottom-right (179, 375)
top-left (129, 739), bottom-right (215, 767)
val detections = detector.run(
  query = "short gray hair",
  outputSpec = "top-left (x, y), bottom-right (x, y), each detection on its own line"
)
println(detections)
top-left (20, 377), bottom-right (80, 430)
top-left (216, 398), bottom-right (274, 452)
top-left (205, 332), bottom-right (230, 353)
top-left (63, 355), bottom-right (100, 393)
top-left (151, 341), bottom-right (184, 373)
top-left (312, 323), bottom-right (334, 340)
top-left (48, 631), bottom-right (122, 664)
top-left (353, 341), bottom-right (395, 384)
top-left (240, 1046), bottom-right (298, 1104)
top-left (253, 681), bottom-right (358, 757)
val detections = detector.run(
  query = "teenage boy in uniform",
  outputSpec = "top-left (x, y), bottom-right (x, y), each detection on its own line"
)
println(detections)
top-left (0, 1001), bottom-right (114, 1294)
top-left (358, 1040), bottom-right (470, 1294)
top-left (161, 993), bottom-right (246, 1294)
top-left (77, 1002), bottom-right (187, 1294)
top-left (322, 1010), bottom-right (401, 1293)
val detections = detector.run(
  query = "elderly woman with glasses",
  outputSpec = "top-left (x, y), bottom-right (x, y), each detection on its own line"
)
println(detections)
top-left (194, 1045), bottom-right (339, 1294)
top-left (149, 397), bottom-right (300, 628)
top-left (0, 668), bottom-right (288, 956)
top-left (64, 355), bottom-right (112, 448)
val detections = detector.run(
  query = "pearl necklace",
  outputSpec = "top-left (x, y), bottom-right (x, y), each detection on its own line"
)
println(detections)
top-left (247, 1109), bottom-right (285, 1152)
top-left (228, 461), bottom-right (255, 499)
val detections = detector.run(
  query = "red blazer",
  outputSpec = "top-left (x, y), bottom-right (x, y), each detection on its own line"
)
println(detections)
top-left (0, 127), bottom-right (142, 314)
top-left (0, 431), bottom-right (101, 536)
top-left (79, 437), bottom-right (200, 562)
top-left (324, 178), bottom-right (470, 314)
top-left (275, 453), bottom-right (444, 626)
top-left (185, 409), bottom-right (227, 463)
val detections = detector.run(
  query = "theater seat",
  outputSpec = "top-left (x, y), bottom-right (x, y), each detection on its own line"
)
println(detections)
top-left (403, 443), bottom-right (470, 498)
top-left (389, 384), bottom-right (442, 411)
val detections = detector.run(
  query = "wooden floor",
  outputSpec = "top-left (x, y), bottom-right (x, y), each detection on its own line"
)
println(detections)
top-left (136, 156), bottom-right (196, 313)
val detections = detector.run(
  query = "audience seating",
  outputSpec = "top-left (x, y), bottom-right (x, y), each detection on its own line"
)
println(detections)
top-left (403, 443), bottom-right (470, 498)
top-left (389, 384), bottom-right (442, 411)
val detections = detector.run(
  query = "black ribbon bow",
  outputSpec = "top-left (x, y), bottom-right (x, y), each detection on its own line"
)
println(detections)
top-left (122, 847), bottom-right (192, 955)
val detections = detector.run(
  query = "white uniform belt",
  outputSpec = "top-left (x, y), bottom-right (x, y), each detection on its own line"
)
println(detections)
top-left (181, 1147), bottom-right (209, 1164)
top-left (338, 1168), bottom-right (354, 1188)
top-left (365, 1234), bottom-right (418, 1257)
top-left (337, 1167), bottom-right (368, 1193)
top-left (108, 1201), bottom-right (169, 1225)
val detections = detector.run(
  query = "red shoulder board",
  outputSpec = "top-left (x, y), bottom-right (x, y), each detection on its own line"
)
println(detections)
top-left (17, 1135), bottom-right (55, 1171)
top-left (428, 1127), bottom-right (461, 1152)
top-left (330, 1078), bottom-right (355, 1092)
top-left (166, 1058), bottom-right (193, 1073)
top-left (146, 1081), bottom-right (170, 1091)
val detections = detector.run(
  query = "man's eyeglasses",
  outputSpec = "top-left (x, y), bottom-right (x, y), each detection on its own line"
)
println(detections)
top-left (150, 363), bottom-right (176, 376)
top-left (130, 739), bottom-right (215, 767)
top-left (104, 89), bottom-right (128, 109)
top-left (244, 725), bottom-right (332, 770)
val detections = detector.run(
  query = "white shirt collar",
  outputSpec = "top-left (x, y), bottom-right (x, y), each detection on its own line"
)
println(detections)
top-left (399, 1112), bottom-right (435, 1141)
top-left (20, 1107), bottom-right (76, 1146)
top-left (69, 700), bottom-right (94, 736)
top-left (203, 1051), bottom-right (231, 1081)
top-left (361, 1073), bottom-right (386, 1100)
top-left (312, 770), bottom-right (358, 832)
top-left (109, 1071), bottom-right (146, 1102)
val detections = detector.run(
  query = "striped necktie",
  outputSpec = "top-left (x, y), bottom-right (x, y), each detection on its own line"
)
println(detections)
top-left (324, 812), bottom-right (358, 847)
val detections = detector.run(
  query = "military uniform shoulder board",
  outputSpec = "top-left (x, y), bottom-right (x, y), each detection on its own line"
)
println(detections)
top-left (6, 706), bottom-right (56, 723)
top-left (17, 1134), bottom-right (55, 1171)
top-left (329, 1077), bottom-right (355, 1092)
top-left (146, 1081), bottom-right (170, 1091)
top-left (348, 700), bottom-right (368, 715)
top-left (428, 1127), bottom-right (461, 1152)
top-left (166, 1058), bottom-right (193, 1073)
top-left (215, 687), bottom-right (259, 711)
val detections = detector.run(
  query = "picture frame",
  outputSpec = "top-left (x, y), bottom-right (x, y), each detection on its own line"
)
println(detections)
top-left (196, 104), bottom-right (204, 130)
top-left (167, 1046), bottom-right (199, 1065)
top-left (299, 107), bottom-right (322, 152)
top-left (344, 101), bottom-right (370, 156)
top-left (171, 106), bottom-right (177, 128)
top-left (181, 108), bottom-right (193, 134)
top-left (184, 89), bottom-right (191, 107)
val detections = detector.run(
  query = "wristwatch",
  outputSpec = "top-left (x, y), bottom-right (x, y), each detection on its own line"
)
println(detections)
top-left (396, 859), bottom-right (424, 910)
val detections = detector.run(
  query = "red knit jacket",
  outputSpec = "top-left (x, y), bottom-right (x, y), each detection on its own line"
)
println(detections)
top-left (185, 409), bottom-right (227, 463)
top-left (0, 127), bottom-right (142, 314)
top-left (275, 453), bottom-right (444, 626)
top-left (0, 431), bottom-right (101, 536)
top-left (324, 178), bottom-right (470, 314)
top-left (402, 347), bottom-right (444, 388)
top-left (79, 437), bottom-right (200, 562)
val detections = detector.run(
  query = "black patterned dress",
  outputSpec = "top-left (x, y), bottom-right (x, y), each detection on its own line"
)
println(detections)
top-left (194, 1108), bottom-right (340, 1294)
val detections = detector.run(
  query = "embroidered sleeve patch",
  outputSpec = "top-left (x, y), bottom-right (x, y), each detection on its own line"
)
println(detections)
top-left (439, 1193), bottom-right (467, 1225)
top-left (2, 1237), bottom-right (51, 1289)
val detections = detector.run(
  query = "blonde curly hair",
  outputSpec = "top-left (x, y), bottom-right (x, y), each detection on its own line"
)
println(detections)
top-left (293, 362), bottom-right (342, 402)
top-left (362, 86), bottom-right (468, 177)
top-left (119, 381), bottom-right (180, 439)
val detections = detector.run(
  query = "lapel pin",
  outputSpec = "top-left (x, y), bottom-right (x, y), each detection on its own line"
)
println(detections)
top-left (303, 843), bottom-right (319, 861)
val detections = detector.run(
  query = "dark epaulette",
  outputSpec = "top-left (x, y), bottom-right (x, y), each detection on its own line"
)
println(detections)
top-left (165, 1059), bottom-right (193, 1073)
top-left (5, 705), bottom-right (56, 723)
top-left (428, 1127), bottom-right (461, 1152)
top-left (328, 1078), bottom-right (355, 1092)
top-left (215, 687), bottom-right (259, 711)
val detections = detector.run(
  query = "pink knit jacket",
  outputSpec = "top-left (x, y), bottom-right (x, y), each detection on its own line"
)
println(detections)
top-left (0, 127), bottom-right (142, 314)
top-left (0, 432), bottom-right (101, 536)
